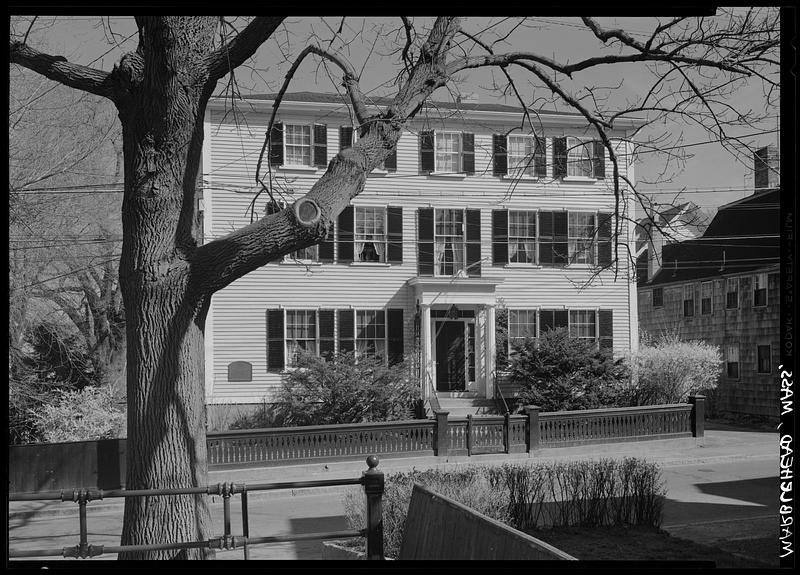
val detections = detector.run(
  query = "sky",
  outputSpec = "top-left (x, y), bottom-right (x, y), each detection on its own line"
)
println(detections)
top-left (14, 14), bottom-right (780, 217)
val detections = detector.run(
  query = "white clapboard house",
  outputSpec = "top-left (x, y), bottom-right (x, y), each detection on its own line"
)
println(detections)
top-left (200, 92), bottom-right (642, 416)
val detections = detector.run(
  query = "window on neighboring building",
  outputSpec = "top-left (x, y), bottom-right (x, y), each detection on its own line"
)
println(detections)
top-left (354, 207), bottom-right (387, 263)
top-left (434, 208), bottom-right (465, 276)
top-left (726, 345), bottom-right (739, 379)
top-left (507, 135), bottom-right (544, 178)
top-left (508, 210), bottom-right (537, 263)
top-left (568, 212), bottom-right (596, 265)
top-left (683, 284), bottom-right (695, 317)
top-left (508, 309), bottom-right (537, 353)
top-left (753, 273), bottom-right (768, 307)
top-left (567, 137), bottom-right (594, 178)
top-left (569, 309), bottom-right (597, 342)
top-left (701, 281), bottom-right (712, 315)
top-left (757, 344), bottom-right (771, 374)
top-left (286, 309), bottom-right (317, 366)
top-left (355, 309), bottom-right (386, 358)
top-left (284, 124), bottom-right (312, 166)
top-left (726, 277), bottom-right (739, 309)
top-left (436, 132), bottom-right (462, 173)
top-left (652, 287), bottom-right (663, 308)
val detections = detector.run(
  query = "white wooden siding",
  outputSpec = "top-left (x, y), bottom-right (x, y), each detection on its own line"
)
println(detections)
top-left (204, 106), bottom-right (637, 404)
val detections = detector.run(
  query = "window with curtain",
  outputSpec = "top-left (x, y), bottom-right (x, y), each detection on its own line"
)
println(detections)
top-left (284, 124), bottom-right (312, 166)
top-left (507, 135), bottom-right (535, 177)
top-left (354, 207), bottom-right (387, 262)
top-left (567, 137), bottom-right (593, 177)
top-left (726, 345), bottom-right (739, 379)
top-left (434, 208), bottom-right (465, 276)
top-left (568, 212), bottom-right (596, 264)
top-left (753, 273), bottom-right (768, 306)
top-left (701, 281), bottom-right (712, 315)
top-left (509, 309), bottom-right (537, 354)
top-left (356, 309), bottom-right (386, 358)
top-left (436, 132), bottom-right (461, 173)
top-left (289, 245), bottom-right (318, 262)
top-left (509, 210), bottom-right (537, 263)
top-left (569, 310), bottom-right (597, 341)
top-left (683, 284), bottom-right (695, 317)
top-left (286, 309), bottom-right (317, 366)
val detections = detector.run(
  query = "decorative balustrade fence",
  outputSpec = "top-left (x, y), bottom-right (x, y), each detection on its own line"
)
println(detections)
top-left (9, 397), bottom-right (705, 490)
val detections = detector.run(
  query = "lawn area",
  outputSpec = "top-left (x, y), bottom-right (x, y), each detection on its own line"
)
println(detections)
top-left (527, 526), bottom-right (778, 568)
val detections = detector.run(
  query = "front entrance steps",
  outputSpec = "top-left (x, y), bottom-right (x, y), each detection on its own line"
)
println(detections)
top-left (433, 392), bottom-right (502, 417)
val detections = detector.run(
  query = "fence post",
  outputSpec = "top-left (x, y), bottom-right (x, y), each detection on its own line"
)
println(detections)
top-left (434, 410), bottom-right (449, 457)
top-left (503, 412), bottom-right (511, 454)
top-left (466, 414), bottom-right (473, 456)
top-left (363, 455), bottom-right (384, 560)
top-left (525, 405), bottom-right (540, 452)
top-left (689, 395), bottom-right (705, 445)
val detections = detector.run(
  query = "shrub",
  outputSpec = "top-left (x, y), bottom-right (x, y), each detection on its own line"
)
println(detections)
top-left (29, 386), bottom-right (126, 442)
top-left (625, 331), bottom-right (722, 405)
top-left (274, 351), bottom-right (420, 427)
top-left (508, 328), bottom-right (630, 412)
top-left (343, 459), bottom-right (664, 558)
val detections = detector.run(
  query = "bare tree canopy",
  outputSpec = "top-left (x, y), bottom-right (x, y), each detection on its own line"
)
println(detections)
top-left (9, 11), bottom-right (779, 559)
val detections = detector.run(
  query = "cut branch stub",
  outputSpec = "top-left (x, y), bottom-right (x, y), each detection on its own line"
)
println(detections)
top-left (293, 198), bottom-right (321, 228)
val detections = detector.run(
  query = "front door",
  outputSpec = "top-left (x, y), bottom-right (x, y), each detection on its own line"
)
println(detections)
top-left (435, 321), bottom-right (466, 391)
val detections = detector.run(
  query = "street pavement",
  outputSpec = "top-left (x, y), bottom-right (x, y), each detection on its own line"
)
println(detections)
top-left (7, 424), bottom-right (779, 562)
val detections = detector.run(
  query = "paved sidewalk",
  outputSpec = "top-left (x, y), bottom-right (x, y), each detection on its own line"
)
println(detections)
top-left (8, 427), bottom-right (776, 519)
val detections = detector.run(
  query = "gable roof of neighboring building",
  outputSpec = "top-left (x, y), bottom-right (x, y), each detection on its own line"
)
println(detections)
top-left (637, 188), bottom-right (780, 287)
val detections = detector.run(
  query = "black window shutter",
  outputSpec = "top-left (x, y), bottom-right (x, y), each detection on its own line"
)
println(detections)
top-left (318, 221), bottom-right (335, 263)
top-left (387, 308), bottom-right (405, 365)
top-left (266, 309), bottom-right (285, 371)
top-left (269, 122), bottom-right (283, 166)
top-left (539, 211), bottom-right (554, 266)
top-left (492, 209), bottom-right (509, 266)
top-left (534, 136), bottom-right (547, 178)
top-left (337, 206), bottom-right (354, 263)
top-left (492, 134), bottom-right (507, 176)
top-left (553, 211), bottom-right (568, 266)
top-left (339, 126), bottom-right (353, 151)
top-left (592, 140), bottom-right (605, 179)
top-left (597, 212), bottom-right (613, 267)
top-left (554, 309), bottom-right (569, 330)
top-left (553, 136), bottom-right (567, 178)
top-left (462, 132), bottom-right (475, 175)
top-left (540, 309), bottom-right (555, 333)
top-left (319, 309), bottom-right (335, 359)
top-left (386, 206), bottom-right (403, 263)
top-left (420, 131), bottom-right (435, 174)
top-left (384, 148), bottom-right (397, 171)
top-left (338, 309), bottom-right (354, 354)
top-left (313, 124), bottom-right (328, 168)
top-left (417, 208), bottom-right (435, 276)
top-left (599, 309), bottom-right (613, 351)
top-left (465, 208), bottom-right (482, 277)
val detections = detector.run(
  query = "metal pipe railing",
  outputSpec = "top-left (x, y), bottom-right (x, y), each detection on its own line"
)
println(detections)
top-left (9, 455), bottom-right (384, 561)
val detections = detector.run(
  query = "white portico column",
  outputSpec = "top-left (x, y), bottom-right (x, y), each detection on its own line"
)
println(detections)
top-left (420, 304), bottom-right (432, 399)
top-left (485, 304), bottom-right (496, 399)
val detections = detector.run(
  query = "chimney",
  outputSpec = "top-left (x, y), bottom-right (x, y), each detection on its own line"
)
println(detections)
top-left (754, 145), bottom-right (780, 190)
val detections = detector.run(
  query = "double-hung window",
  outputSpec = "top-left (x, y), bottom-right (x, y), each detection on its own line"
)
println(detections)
top-left (726, 278), bottom-right (739, 309)
top-left (507, 135), bottom-right (545, 178)
top-left (286, 309), bottom-right (317, 366)
top-left (284, 124), bottom-right (312, 166)
top-left (356, 309), bottom-right (386, 358)
top-left (508, 309), bottom-right (537, 354)
top-left (726, 345), bottom-right (739, 379)
top-left (354, 207), bottom-right (387, 262)
top-left (436, 132), bottom-right (462, 173)
top-left (568, 212), bottom-right (596, 265)
top-left (701, 281), bottom-right (713, 315)
top-left (508, 210), bottom-right (537, 263)
top-left (567, 137), bottom-right (594, 178)
top-left (652, 287), bottom-right (664, 308)
top-left (683, 284), bottom-right (695, 317)
top-left (434, 209), bottom-right (466, 276)
top-left (757, 344), bottom-right (771, 374)
top-left (753, 273), bottom-right (768, 307)
top-left (569, 310), bottom-right (597, 343)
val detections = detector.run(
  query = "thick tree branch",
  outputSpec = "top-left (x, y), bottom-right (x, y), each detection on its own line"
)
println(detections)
top-left (205, 17), bottom-right (285, 82)
top-left (9, 41), bottom-right (117, 101)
